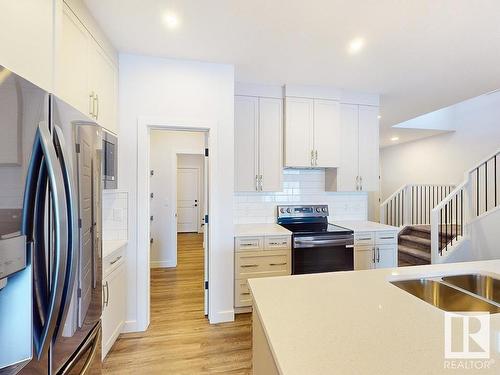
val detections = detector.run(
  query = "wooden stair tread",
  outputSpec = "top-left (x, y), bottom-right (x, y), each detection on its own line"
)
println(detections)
top-left (398, 244), bottom-right (431, 261)
top-left (399, 234), bottom-right (431, 247)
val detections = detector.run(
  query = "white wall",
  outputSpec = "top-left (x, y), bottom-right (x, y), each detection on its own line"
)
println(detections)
top-left (149, 130), bottom-right (205, 268)
top-left (380, 91), bottom-right (500, 201)
top-left (234, 169), bottom-right (368, 223)
top-left (119, 53), bottom-right (234, 328)
top-left (469, 208), bottom-right (500, 261)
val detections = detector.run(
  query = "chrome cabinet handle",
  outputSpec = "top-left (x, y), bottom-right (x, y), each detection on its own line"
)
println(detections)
top-left (372, 247), bottom-right (376, 263)
top-left (269, 241), bottom-right (287, 246)
top-left (110, 255), bottom-right (122, 265)
top-left (376, 247), bottom-right (380, 263)
top-left (241, 243), bottom-right (256, 247)
top-left (89, 92), bottom-right (95, 117)
top-left (259, 175), bottom-right (263, 191)
top-left (311, 150), bottom-right (315, 166)
top-left (255, 175), bottom-right (259, 191)
top-left (241, 264), bottom-right (259, 268)
top-left (360, 176), bottom-right (363, 190)
top-left (345, 245), bottom-right (354, 248)
top-left (314, 150), bottom-right (318, 166)
top-left (269, 262), bottom-right (287, 266)
top-left (379, 237), bottom-right (394, 240)
top-left (95, 94), bottom-right (99, 120)
top-left (241, 292), bottom-right (251, 296)
top-left (105, 281), bottom-right (109, 307)
top-left (357, 237), bottom-right (371, 241)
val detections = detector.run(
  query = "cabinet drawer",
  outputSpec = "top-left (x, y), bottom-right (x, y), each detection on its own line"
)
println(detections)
top-left (264, 236), bottom-right (291, 250)
top-left (354, 232), bottom-right (374, 246)
top-left (375, 231), bottom-right (398, 245)
top-left (235, 279), bottom-right (253, 308)
top-left (235, 250), bottom-right (290, 280)
top-left (235, 236), bottom-right (264, 252)
top-left (103, 246), bottom-right (125, 277)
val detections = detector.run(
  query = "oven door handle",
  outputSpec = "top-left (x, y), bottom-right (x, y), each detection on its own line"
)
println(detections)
top-left (294, 239), bottom-right (354, 247)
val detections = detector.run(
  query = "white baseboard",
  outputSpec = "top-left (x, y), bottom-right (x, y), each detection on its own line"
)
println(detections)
top-left (122, 319), bottom-right (138, 333)
top-left (150, 260), bottom-right (176, 268)
top-left (209, 309), bottom-right (235, 324)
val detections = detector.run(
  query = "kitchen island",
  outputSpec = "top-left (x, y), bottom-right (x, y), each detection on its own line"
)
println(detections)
top-left (249, 260), bottom-right (500, 375)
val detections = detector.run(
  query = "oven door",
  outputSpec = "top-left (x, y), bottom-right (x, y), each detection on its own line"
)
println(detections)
top-left (292, 234), bottom-right (354, 275)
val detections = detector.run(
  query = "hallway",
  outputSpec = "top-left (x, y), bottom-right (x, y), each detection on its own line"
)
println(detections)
top-left (103, 233), bottom-right (252, 374)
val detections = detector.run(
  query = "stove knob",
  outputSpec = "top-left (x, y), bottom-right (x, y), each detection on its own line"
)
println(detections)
top-left (322, 207), bottom-right (328, 213)
top-left (316, 207), bottom-right (321, 213)
top-left (280, 208), bottom-right (286, 213)
top-left (286, 208), bottom-right (292, 213)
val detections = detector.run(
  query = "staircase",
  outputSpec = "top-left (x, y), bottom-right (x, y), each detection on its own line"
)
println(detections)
top-left (398, 225), bottom-right (462, 266)
top-left (381, 148), bottom-right (500, 266)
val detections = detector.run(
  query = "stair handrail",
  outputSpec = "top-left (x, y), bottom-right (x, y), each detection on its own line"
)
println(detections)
top-left (465, 147), bottom-right (500, 175)
top-left (380, 184), bottom-right (409, 227)
top-left (430, 180), bottom-right (468, 263)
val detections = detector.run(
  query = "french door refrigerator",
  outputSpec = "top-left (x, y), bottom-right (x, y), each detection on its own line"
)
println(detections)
top-left (0, 65), bottom-right (103, 374)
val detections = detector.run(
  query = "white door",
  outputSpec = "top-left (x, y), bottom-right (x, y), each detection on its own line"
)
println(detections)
top-left (284, 97), bottom-right (314, 167)
top-left (234, 96), bottom-right (258, 191)
top-left (354, 246), bottom-right (375, 270)
top-left (56, 4), bottom-right (90, 116)
top-left (313, 99), bottom-right (341, 167)
top-left (259, 97), bottom-right (283, 191)
top-left (375, 245), bottom-right (397, 269)
top-left (177, 168), bottom-right (200, 232)
top-left (358, 105), bottom-right (380, 192)
top-left (338, 104), bottom-right (359, 191)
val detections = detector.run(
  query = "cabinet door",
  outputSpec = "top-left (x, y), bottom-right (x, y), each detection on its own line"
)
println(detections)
top-left (89, 39), bottom-right (118, 133)
top-left (235, 96), bottom-right (258, 191)
top-left (0, 0), bottom-right (53, 91)
top-left (313, 99), bottom-right (340, 167)
top-left (375, 244), bottom-right (397, 269)
top-left (358, 105), bottom-right (379, 191)
top-left (102, 264), bottom-right (126, 359)
top-left (284, 97), bottom-right (313, 167)
top-left (259, 97), bottom-right (283, 191)
top-left (56, 4), bottom-right (90, 116)
top-left (338, 104), bottom-right (359, 191)
top-left (354, 246), bottom-right (375, 270)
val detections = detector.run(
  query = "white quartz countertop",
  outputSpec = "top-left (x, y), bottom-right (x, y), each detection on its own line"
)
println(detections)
top-left (234, 223), bottom-right (291, 237)
top-left (249, 260), bottom-right (500, 375)
top-left (102, 239), bottom-right (128, 259)
top-left (333, 220), bottom-right (400, 232)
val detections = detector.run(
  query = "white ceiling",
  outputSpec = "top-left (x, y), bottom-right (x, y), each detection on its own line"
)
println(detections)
top-left (85, 0), bottom-right (500, 143)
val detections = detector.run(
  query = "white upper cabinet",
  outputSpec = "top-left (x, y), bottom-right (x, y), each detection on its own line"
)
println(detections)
top-left (89, 38), bottom-right (118, 133)
top-left (259, 98), bottom-right (283, 192)
top-left (235, 95), bottom-right (282, 192)
top-left (56, 4), bottom-right (90, 115)
top-left (338, 104), bottom-right (359, 191)
top-left (284, 97), bottom-right (313, 168)
top-left (313, 99), bottom-right (341, 167)
top-left (0, 0), bottom-right (54, 91)
top-left (358, 105), bottom-right (380, 191)
top-left (284, 97), bottom-right (340, 168)
top-left (55, 2), bottom-right (118, 133)
top-left (335, 103), bottom-right (379, 192)
top-left (235, 96), bottom-right (258, 191)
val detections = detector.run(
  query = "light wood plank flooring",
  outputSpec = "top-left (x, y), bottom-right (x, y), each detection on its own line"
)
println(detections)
top-left (103, 233), bottom-right (252, 374)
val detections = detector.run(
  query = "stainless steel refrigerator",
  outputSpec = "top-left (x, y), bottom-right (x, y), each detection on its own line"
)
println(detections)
top-left (0, 65), bottom-right (103, 374)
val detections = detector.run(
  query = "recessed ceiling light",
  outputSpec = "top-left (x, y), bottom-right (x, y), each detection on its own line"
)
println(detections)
top-left (348, 37), bottom-right (365, 54)
top-left (390, 137), bottom-right (399, 142)
top-left (377, 115), bottom-right (381, 119)
top-left (163, 12), bottom-right (180, 29)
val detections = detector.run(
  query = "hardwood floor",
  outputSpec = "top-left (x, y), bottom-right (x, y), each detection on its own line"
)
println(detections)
top-left (103, 233), bottom-right (252, 374)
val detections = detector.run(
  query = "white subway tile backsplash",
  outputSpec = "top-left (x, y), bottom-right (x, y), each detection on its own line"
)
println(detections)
top-left (234, 169), bottom-right (368, 224)
top-left (102, 191), bottom-right (128, 241)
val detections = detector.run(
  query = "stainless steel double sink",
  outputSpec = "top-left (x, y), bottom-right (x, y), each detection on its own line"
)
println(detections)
top-left (391, 274), bottom-right (500, 313)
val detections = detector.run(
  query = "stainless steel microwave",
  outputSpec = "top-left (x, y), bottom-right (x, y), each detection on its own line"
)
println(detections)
top-left (103, 130), bottom-right (118, 189)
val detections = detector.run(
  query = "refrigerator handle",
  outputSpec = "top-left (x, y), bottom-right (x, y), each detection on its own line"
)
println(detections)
top-left (59, 323), bottom-right (101, 375)
top-left (32, 121), bottom-right (69, 359)
top-left (52, 125), bottom-right (79, 335)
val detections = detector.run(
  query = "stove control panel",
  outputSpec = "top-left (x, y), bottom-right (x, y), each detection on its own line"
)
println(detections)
top-left (277, 205), bottom-right (329, 218)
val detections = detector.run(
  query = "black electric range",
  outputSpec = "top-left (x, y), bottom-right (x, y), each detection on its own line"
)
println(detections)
top-left (277, 205), bottom-right (354, 275)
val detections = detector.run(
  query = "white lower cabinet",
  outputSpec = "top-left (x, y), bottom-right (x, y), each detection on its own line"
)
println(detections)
top-left (354, 230), bottom-right (397, 270)
top-left (102, 253), bottom-right (126, 359)
top-left (234, 234), bottom-right (291, 312)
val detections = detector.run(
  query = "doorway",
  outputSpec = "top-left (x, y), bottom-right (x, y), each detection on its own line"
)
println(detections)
top-left (148, 129), bottom-right (209, 316)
